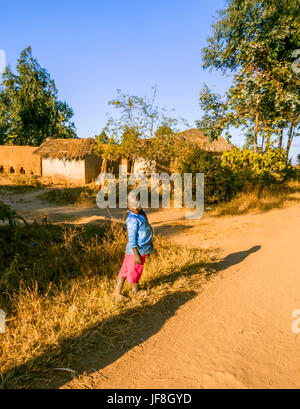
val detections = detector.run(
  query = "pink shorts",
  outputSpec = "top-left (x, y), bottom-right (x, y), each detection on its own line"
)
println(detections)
top-left (118, 253), bottom-right (147, 283)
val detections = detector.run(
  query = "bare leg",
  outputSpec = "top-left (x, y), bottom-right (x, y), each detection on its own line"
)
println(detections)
top-left (113, 277), bottom-right (126, 300)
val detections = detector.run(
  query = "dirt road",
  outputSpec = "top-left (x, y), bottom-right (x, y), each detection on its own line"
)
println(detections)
top-left (1, 188), bottom-right (300, 388)
top-left (62, 204), bottom-right (300, 389)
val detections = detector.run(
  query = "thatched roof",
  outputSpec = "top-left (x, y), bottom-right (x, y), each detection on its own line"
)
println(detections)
top-left (175, 128), bottom-right (233, 152)
top-left (33, 138), bottom-right (96, 160)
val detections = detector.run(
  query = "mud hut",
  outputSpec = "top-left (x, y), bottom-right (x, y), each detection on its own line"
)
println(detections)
top-left (96, 128), bottom-right (234, 180)
top-left (133, 128), bottom-right (234, 174)
top-left (34, 138), bottom-right (102, 183)
top-left (174, 128), bottom-right (234, 153)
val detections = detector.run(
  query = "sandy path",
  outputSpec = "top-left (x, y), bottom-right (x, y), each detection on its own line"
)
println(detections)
top-left (60, 204), bottom-right (300, 389)
top-left (1, 187), bottom-right (300, 388)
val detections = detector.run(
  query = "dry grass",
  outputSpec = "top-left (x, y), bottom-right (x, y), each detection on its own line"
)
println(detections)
top-left (37, 184), bottom-right (99, 206)
top-left (0, 174), bottom-right (71, 195)
top-left (0, 175), bottom-right (46, 194)
top-left (0, 175), bottom-right (97, 203)
top-left (0, 222), bottom-right (215, 389)
top-left (210, 181), bottom-right (300, 217)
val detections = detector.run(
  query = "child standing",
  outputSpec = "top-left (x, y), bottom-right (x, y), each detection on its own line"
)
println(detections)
top-left (113, 193), bottom-right (153, 299)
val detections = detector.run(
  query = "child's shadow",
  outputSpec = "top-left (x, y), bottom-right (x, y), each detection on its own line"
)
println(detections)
top-left (2, 290), bottom-right (197, 389)
top-left (146, 245), bottom-right (262, 288)
top-left (210, 245), bottom-right (261, 272)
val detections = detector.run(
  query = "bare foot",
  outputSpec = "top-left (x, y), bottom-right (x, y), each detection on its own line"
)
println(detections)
top-left (132, 290), bottom-right (148, 298)
top-left (112, 292), bottom-right (127, 301)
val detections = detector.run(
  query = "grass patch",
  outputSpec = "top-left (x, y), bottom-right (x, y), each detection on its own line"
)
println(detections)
top-left (0, 176), bottom-right (44, 195)
top-left (210, 181), bottom-right (300, 217)
top-left (0, 222), bottom-right (214, 388)
top-left (0, 175), bottom-right (50, 195)
top-left (0, 185), bottom-right (38, 194)
top-left (38, 185), bottom-right (99, 206)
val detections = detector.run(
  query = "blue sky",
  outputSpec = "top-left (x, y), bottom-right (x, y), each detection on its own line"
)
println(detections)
top-left (0, 0), bottom-right (298, 162)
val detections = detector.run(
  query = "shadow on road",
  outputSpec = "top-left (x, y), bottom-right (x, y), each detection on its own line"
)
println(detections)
top-left (146, 245), bottom-right (262, 289)
top-left (2, 290), bottom-right (197, 389)
top-left (211, 245), bottom-right (261, 272)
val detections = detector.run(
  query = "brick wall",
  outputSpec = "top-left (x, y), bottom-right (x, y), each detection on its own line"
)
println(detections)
top-left (0, 146), bottom-right (42, 176)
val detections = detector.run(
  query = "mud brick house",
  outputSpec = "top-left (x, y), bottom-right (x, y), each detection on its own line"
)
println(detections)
top-left (0, 146), bottom-right (42, 175)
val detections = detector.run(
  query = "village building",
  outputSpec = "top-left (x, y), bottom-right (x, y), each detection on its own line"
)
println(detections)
top-left (33, 138), bottom-right (102, 184)
top-left (173, 128), bottom-right (233, 154)
top-left (0, 145), bottom-right (42, 176)
top-left (0, 129), bottom-right (233, 184)
top-left (112, 128), bottom-right (233, 176)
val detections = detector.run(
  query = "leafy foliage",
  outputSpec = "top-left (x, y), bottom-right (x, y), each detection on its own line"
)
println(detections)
top-left (0, 201), bottom-right (27, 226)
top-left (196, 85), bottom-right (231, 141)
top-left (174, 150), bottom-right (234, 203)
top-left (173, 147), bottom-right (296, 204)
top-left (0, 47), bottom-right (76, 146)
top-left (200, 0), bottom-right (300, 153)
top-left (95, 87), bottom-right (188, 161)
top-left (222, 147), bottom-right (296, 185)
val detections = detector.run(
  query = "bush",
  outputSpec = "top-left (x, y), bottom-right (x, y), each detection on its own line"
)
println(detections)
top-left (173, 151), bottom-right (234, 203)
top-left (222, 147), bottom-right (295, 186)
top-left (0, 201), bottom-right (26, 226)
top-left (173, 147), bottom-right (296, 204)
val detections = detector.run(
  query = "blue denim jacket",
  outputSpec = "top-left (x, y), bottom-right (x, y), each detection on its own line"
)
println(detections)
top-left (125, 210), bottom-right (153, 255)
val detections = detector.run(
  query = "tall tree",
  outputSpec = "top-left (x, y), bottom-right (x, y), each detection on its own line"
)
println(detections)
top-left (200, 0), bottom-right (300, 153)
top-left (95, 87), bottom-right (188, 161)
top-left (0, 47), bottom-right (76, 145)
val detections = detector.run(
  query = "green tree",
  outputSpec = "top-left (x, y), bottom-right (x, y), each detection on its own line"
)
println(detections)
top-left (0, 47), bottom-right (76, 146)
top-left (196, 85), bottom-right (231, 142)
top-left (95, 87), bottom-right (188, 161)
top-left (200, 0), bottom-right (300, 153)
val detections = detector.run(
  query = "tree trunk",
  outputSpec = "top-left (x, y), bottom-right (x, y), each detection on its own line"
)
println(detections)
top-left (261, 133), bottom-right (265, 151)
top-left (279, 128), bottom-right (283, 148)
top-left (253, 68), bottom-right (260, 153)
top-left (286, 124), bottom-right (294, 155)
top-left (253, 111), bottom-right (259, 152)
